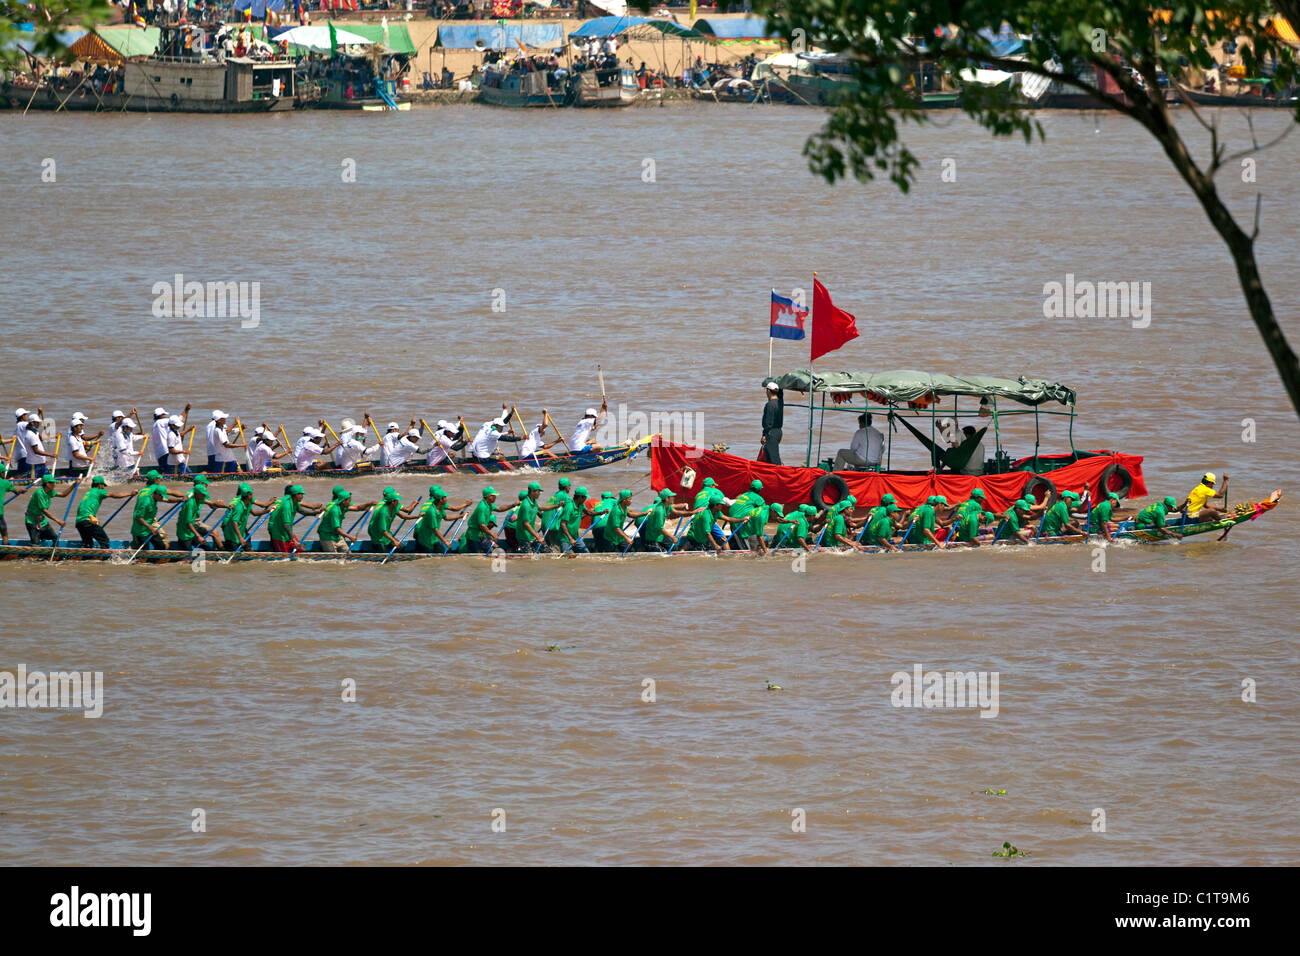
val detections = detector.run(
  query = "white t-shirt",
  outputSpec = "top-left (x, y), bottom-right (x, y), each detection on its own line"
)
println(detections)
top-left (67, 431), bottom-right (86, 467)
top-left (865, 426), bottom-right (884, 465)
top-left (519, 425), bottom-right (545, 459)
top-left (294, 436), bottom-right (323, 471)
top-left (380, 431), bottom-right (404, 467)
top-left (112, 426), bottom-right (139, 468)
top-left (167, 428), bottom-right (186, 466)
top-left (27, 431), bottom-right (48, 464)
top-left (248, 439), bottom-right (275, 472)
top-left (390, 436), bottom-right (419, 466)
top-left (335, 435), bottom-right (375, 470)
top-left (12, 423), bottom-right (30, 460)
top-left (469, 423), bottom-right (500, 459)
top-left (962, 442), bottom-right (986, 477)
top-left (151, 418), bottom-right (170, 465)
top-left (207, 421), bottom-right (236, 462)
top-left (426, 431), bottom-right (455, 466)
top-left (570, 417), bottom-right (596, 450)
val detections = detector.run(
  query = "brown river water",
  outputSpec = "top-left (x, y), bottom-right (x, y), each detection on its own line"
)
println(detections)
top-left (0, 105), bottom-right (1297, 865)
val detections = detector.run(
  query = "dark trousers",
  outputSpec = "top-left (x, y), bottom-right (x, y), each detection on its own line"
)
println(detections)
top-left (26, 521), bottom-right (57, 545)
top-left (764, 427), bottom-right (782, 466)
top-left (76, 520), bottom-right (110, 549)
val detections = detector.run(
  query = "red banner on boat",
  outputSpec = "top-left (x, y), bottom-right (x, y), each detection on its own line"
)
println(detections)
top-left (650, 440), bottom-right (1147, 515)
top-left (811, 277), bottom-right (859, 363)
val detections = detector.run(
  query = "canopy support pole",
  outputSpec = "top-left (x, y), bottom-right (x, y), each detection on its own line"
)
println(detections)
top-left (991, 396), bottom-right (1001, 471)
top-left (1033, 407), bottom-right (1041, 470)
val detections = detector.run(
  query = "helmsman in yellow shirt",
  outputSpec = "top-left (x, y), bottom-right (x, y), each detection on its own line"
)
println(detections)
top-left (1179, 472), bottom-right (1229, 521)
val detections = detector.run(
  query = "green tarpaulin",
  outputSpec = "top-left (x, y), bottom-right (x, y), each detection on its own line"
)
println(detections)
top-left (770, 370), bottom-right (1076, 407)
top-left (91, 26), bottom-right (161, 58)
top-left (341, 23), bottom-right (416, 56)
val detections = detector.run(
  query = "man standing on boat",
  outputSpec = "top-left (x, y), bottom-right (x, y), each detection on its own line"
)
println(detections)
top-left (74, 475), bottom-right (133, 550)
top-left (110, 410), bottom-right (144, 471)
top-left (568, 401), bottom-right (606, 453)
top-left (151, 407), bottom-right (175, 473)
top-left (760, 381), bottom-right (784, 465)
top-left (206, 410), bottom-right (244, 473)
top-left (1178, 472), bottom-right (1229, 522)
top-left (9, 408), bottom-right (35, 477)
top-left (24, 473), bottom-right (73, 545)
top-left (24, 416), bottom-right (58, 480)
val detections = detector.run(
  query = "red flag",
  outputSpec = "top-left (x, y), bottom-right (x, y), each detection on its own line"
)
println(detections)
top-left (810, 277), bottom-right (859, 363)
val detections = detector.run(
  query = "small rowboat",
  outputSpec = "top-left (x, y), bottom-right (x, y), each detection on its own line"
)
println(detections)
top-left (7, 438), bottom-right (651, 486)
top-left (1, 492), bottom-right (1278, 563)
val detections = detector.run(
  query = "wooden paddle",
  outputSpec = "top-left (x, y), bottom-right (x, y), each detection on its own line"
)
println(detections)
top-left (223, 508), bottom-right (272, 564)
top-left (130, 435), bottom-right (150, 477)
top-left (598, 364), bottom-right (607, 405)
top-left (510, 407), bottom-right (542, 468)
top-left (124, 497), bottom-right (184, 565)
top-left (543, 410), bottom-right (571, 454)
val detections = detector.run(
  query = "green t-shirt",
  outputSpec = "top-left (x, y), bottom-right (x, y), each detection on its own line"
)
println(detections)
top-left (176, 494), bottom-right (204, 543)
top-left (864, 509), bottom-right (893, 543)
top-left (826, 510), bottom-right (848, 541)
top-left (546, 499), bottom-right (584, 543)
top-left (728, 492), bottom-right (764, 537)
top-left (222, 497), bottom-right (250, 538)
top-left (777, 512), bottom-right (808, 544)
top-left (688, 507), bottom-right (717, 544)
top-left (26, 486), bottom-right (54, 527)
top-left (602, 500), bottom-right (628, 544)
top-left (516, 496), bottom-right (540, 542)
top-left (904, 504), bottom-right (935, 544)
top-left (368, 503), bottom-right (397, 547)
top-left (0, 478), bottom-right (15, 516)
top-left (956, 509), bottom-right (985, 542)
top-left (76, 487), bottom-right (108, 522)
top-left (1040, 500), bottom-right (1069, 537)
top-left (1135, 503), bottom-right (1166, 529)
top-left (268, 496), bottom-right (297, 542)
top-left (642, 500), bottom-right (668, 543)
top-left (414, 500), bottom-right (447, 550)
top-left (1090, 500), bottom-right (1115, 529)
top-left (465, 499), bottom-right (494, 542)
top-left (131, 491), bottom-right (159, 538)
top-left (318, 501), bottom-right (346, 542)
top-left (995, 508), bottom-right (1021, 540)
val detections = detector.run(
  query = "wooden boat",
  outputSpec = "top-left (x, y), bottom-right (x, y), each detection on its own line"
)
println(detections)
top-left (1178, 87), bottom-right (1299, 108)
top-left (478, 68), bottom-right (562, 108)
top-left (0, 491), bottom-right (1279, 564)
top-left (570, 67), bottom-right (637, 107)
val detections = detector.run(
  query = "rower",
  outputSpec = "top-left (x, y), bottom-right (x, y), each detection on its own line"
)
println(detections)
top-left (683, 494), bottom-right (741, 552)
top-left (425, 419), bottom-right (467, 468)
top-left (994, 498), bottom-right (1035, 544)
top-left (176, 483), bottom-right (222, 551)
top-left (727, 479), bottom-right (769, 553)
top-left (467, 413), bottom-right (522, 464)
top-left (956, 487), bottom-right (987, 520)
top-left (131, 483), bottom-right (171, 551)
top-left (568, 401), bottom-right (607, 453)
top-left (164, 414), bottom-right (195, 475)
top-left (512, 481), bottom-right (546, 552)
top-left (65, 414), bottom-right (103, 478)
top-left (517, 413), bottom-right (558, 462)
top-left (1134, 495), bottom-right (1183, 540)
top-left (247, 426), bottom-right (289, 472)
top-left (366, 487), bottom-right (409, 552)
top-left (268, 484), bottom-right (322, 555)
top-left (0, 469), bottom-right (29, 544)
top-left (461, 485), bottom-right (506, 554)
top-left (293, 423), bottom-right (339, 472)
top-left (24, 473), bottom-right (72, 545)
top-left (1178, 472), bottom-right (1228, 522)
top-left (545, 485), bottom-right (591, 553)
top-left (595, 489), bottom-right (643, 552)
top-left (824, 495), bottom-right (867, 551)
top-left (773, 503), bottom-right (807, 551)
top-left (9, 407), bottom-right (35, 477)
top-left (74, 475), bottom-right (133, 550)
top-left (760, 381), bottom-right (783, 465)
top-left (1038, 491), bottom-right (1085, 538)
top-left (636, 488), bottom-right (679, 552)
top-left (862, 494), bottom-right (902, 551)
top-left (952, 505), bottom-right (996, 547)
top-left (111, 411), bottom-right (144, 471)
top-left (24, 416), bottom-right (57, 480)
top-left (220, 482), bottom-right (271, 552)
top-left (334, 417), bottom-right (378, 471)
top-left (1089, 491), bottom-right (1122, 541)
top-left (206, 410), bottom-right (244, 473)
top-left (904, 496), bottom-right (947, 548)
top-left (502, 489), bottom-right (530, 551)
top-left (316, 488), bottom-right (357, 554)
top-left (587, 490), bottom-right (617, 543)
top-left (379, 421), bottom-right (421, 467)
top-left (692, 477), bottom-right (719, 509)
top-left (412, 485), bottom-right (472, 553)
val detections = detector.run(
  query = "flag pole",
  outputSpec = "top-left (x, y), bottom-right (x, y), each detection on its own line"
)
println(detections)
top-left (806, 272), bottom-right (816, 468)
top-left (767, 337), bottom-right (773, 379)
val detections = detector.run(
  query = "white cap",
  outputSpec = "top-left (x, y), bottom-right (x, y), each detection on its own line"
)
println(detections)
top-left (491, 418), bottom-right (507, 429)
top-left (765, 381), bottom-right (779, 390)
top-left (584, 408), bottom-right (598, 419)
top-left (435, 420), bottom-right (448, 430)
top-left (14, 408), bottom-right (26, 419)
top-left (122, 418), bottom-right (137, 428)
top-left (71, 413), bottom-right (86, 424)
top-left (111, 409), bottom-right (124, 419)
top-left (386, 422), bottom-right (399, 431)
top-left (407, 428), bottom-right (420, 439)
top-left (154, 407), bottom-right (167, 418)
top-left (27, 416), bottom-right (41, 425)
top-left (341, 418), bottom-right (356, 431)
top-left (254, 426), bottom-right (266, 436)
top-left (212, 409), bottom-right (226, 420)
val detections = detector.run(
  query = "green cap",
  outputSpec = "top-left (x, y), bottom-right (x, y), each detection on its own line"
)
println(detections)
top-left (1016, 498), bottom-right (1032, 509)
top-left (933, 495), bottom-right (948, 506)
top-left (192, 485), bottom-right (208, 499)
top-left (708, 490), bottom-right (725, 504)
top-left (430, 485), bottom-right (447, 499)
top-left (517, 489), bottom-right (528, 500)
top-left (770, 503), bottom-right (784, 518)
top-left (332, 485), bottom-right (348, 499)
top-left (971, 488), bottom-right (985, 499)
top-left (383, 487), bottom-right (401, 502)
top-left (153, 484), bottom-right (168, 496)
top-left (574, 486), bottom-right (589, 498)
top-left (91, 475), bottom-right (106, 487)
top-left (191, 474), bottom-right (208, 484)
top-left (558, 477), bottom-right (571, 490)
top-left (527, 481), bottom-right (542, 492)
top-left (146, 469), bottom-right (161, 481)
top-left (658, 488), bottom-right (673, 499)
top-left (41, 473), bottom-right (56, 484)
top-left (237, 482), bottom-right (253, 495)
top-left (1107, 492), bottom-right (1120, 502)
top-left (800, 504), bottom-right (817, 515)
top-left (601, 491), bottom-right (614, 499)
top-left (289, 484), bottom-right (305, 495)
top-left (483, 486), bottom-right (497, 497)
top-left (880, 493), bottom-right (896, 505)
top-left (1163, 495), bottom-right (1177, 509)
top-left (983, 510), bottom-right (995, 522)
top-left (1062, 490), bottom-right (1080, 502)
top-left (336, 488), bottom-right (352, 500)
top-left (885, 503), bottom-right (899, 513)
top-left (750, 479), bottom-right (763, 492)
top-left (619, 488), bottom-right (632, 500)
top-left (703, 477), bottom-right (716, 487)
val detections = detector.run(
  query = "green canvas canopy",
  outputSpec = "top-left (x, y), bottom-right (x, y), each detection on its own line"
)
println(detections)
top-left (340, 23), bottom-right (417, 56)
top-left (770, 370), bottom-right (1076, 407)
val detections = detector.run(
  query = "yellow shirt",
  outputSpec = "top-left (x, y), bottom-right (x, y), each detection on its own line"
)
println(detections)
top-left (1186, 482), bottom-right (1216, 514)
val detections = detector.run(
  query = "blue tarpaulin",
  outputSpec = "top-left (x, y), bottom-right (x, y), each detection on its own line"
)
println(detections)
top-left (435, 22), bottom-right (564, 50)
top-left (690, 17), bottom-right (775, 40)
top-left (975, 26), bottom-right (1025, 57)
top-left (568, 16), bottom-right (650, 39)
top-left (230, 0), bottom-right (287, 15)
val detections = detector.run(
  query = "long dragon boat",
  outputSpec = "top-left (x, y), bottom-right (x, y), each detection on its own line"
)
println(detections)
top-left (651, 371), bottom-right (1148, 514)
top-left (8, 437), bottom-right (651, 487)
top-left (0, 492), bottom-right (1280, 563)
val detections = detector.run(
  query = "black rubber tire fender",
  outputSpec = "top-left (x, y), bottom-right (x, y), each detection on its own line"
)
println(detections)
top-left (811, 473), bottom-right (851, 512)
top-left (170, 92), bottom-right (180, 106)
top-left (1021, 474), bottom-right (1058, 509)
top-left (1097, 462), bottom-right (1133, 500)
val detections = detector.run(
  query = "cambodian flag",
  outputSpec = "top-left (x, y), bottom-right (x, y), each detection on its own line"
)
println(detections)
top-left (770, 290), bottom-right (808, 341)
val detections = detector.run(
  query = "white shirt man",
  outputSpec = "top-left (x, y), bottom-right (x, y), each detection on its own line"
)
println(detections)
top-left (569, 408), bottom-right (601, 452)
top-left (518, 424), bottom-right (546, 460)
top-left (379, 423), bottom-right (405, 467)
top-left (66, 427), bottom-right (87, 470)
top-left (150, 409), bottom-right (170, 467)
top-left (604, 36), bottom-right (618, 55)
top-left (11, 408), bottom-right (31, 470)
top-left (334, 428), bottom-right (376, 471)
top-left (469, 419), bottom-right (507, 460)
top-left (247, 431), bottom-right (276, 472)
top-left (166, 416), bottom-right (188, 470)
top-left (426, 423), bottom-right (458, 466)
top-left (960, 427), bottom-right (986, 477)
top-left (26, 422), bottom-right (51, 476)
top-left (391, 429), bottom-right (421, 466)
top-left (207, 412), bottom-right (236, 468)
top-left (833, 414), bottom-right (884, 471)
top-left (112, 418), bottom-right (142, 470)
top-left (294, 429), bottom-right (325, 471)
